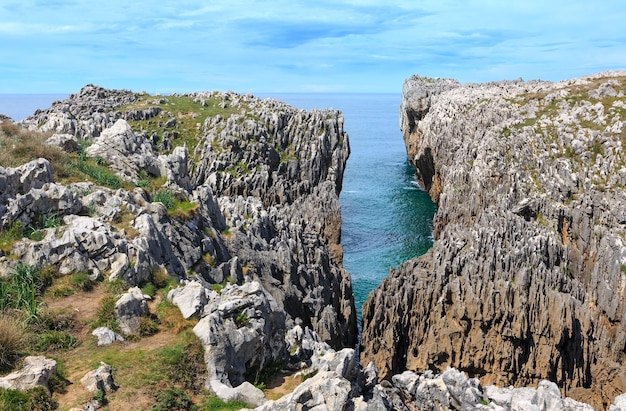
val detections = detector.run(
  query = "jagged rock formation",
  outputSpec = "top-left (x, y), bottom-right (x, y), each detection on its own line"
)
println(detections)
top-left (0, 85), bottom-right (356, 406)
top-left (361, 71), bottom-right (626, 409)
top-left (17, 86), bottom-right (355, 347)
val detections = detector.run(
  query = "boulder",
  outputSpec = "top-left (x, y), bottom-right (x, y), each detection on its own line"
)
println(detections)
top-left (114, 287), bottom-right (148, 335)
top-left (193, 281), bottom-right (286, 391)
top-left (168, 280), bottom-right (211, 319)
top-left (0, 356), bottom-right (57, 392)
top-left (45, 133), bottom-right (80, 153)
top-left (254, 371), bottom-right (352, 411)
top-left (80, 362), bottom-right (116, 393)
top-left (92, 327), bottom-right (124, 346)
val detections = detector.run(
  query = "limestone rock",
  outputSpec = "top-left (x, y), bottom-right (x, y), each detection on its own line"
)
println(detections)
top-left (361, 71), bottom-right (626, 409)
top-left (192, 281), bottom-right (286, 390)
top-left (168, 280), bottom-right (211, 319)
top-left (254, 371), bottom-right (352, 411)
top-left (80, 362), bottom-right (116, 393)
top-left (45, 133), bottom-right (80, 153)
top-left (86, 119), bottom-right (159, 181)
top-left (0, 356), bottom-right (57, 392)
top-left (114, 287), bottom-right (148, 335)
top-left (92, 327), bottom-right (124, 346)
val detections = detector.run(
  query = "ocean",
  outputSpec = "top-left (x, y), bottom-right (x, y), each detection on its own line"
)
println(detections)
top-left (263, 94), bottom-right (437, 323)
top-left (0, 94), bottom-right (68, 121)
top-left (0, 92), bottom-right (436, 323)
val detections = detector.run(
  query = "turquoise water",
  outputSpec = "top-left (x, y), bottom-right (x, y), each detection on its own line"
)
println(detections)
top-left (1, 92), bottom-right (437, 323)
top-left (262, 94), bottom-right (437, 321)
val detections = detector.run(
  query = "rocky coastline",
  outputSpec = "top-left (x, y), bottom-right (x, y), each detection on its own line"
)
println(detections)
top-left (361, 71), bottom-right (626, 410)
top-left (2, 76), bottom-right (626, 410)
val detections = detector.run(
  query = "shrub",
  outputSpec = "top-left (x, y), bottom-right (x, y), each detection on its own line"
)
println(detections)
top-left (34, 308), bottom-right (75, 332)
top-left (197, 395), bottom-right (249, 411)
top-left (151, 190), bottom-right (176, 209)
top-left (152, 386), bottom-right (196, 411)
top-left (160, 330), bottom-right (206, 392)
top-left (139, 316), bottom-right (160, 337)
top-left (0, 314), bottom-right (28, 370)
top-left (34, 331), bottom-right (77, 352)
top-left (151, 267), bottom-right (174, 290)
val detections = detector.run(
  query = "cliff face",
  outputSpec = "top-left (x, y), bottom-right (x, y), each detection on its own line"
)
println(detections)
top-left (361, 72), bottom-right (626, 409)
top-left (4, 85), bottom-right (356, 350)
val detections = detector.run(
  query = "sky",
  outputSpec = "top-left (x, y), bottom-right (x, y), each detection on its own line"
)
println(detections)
top-left (0, 0), bottom-right (625, 94)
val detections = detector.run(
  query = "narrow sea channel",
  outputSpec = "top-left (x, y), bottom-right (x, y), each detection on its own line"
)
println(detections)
top-left (262, 93), bottom-right (437, 325)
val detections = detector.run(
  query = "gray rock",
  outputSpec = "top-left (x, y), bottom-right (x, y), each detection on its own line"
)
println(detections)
top-left (254, 371), bottom-right (352, 411)
top-left (85, 119), bottom-right (159, 181)
top-left (193, 281), bottom-right (286, 389)
top-left (45, 133), bottom-right (80, 153)
top-left (168, 280), bottom-right (211, 319)
top-left (80, 362), bottom-right (116, 393)
top-left (0, 356), bottom-right (57, 392)
top-left (91, 327), bottom-right (124, 346)
top-left (209, 379), bottom-right (265, 408)
top-left (361, 71), bottom-right (626, 406)
top-left (114, 287), bottom-right (148, 335)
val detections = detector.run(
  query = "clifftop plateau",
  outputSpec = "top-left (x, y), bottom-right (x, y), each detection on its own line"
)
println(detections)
top-left (361, 71), bottom-right (626, 410)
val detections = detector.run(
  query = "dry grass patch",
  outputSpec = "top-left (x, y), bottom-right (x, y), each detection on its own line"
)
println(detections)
top-left (0, 314), bottom-right (28, 370)
top-left (0, 122), bottom-right (69, 179)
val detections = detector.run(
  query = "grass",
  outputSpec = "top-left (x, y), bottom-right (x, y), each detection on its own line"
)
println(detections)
top-left (151, 189), bottom-right (200, 221)
top-left (0, 263), bottom-right (48, 321)
top-left (0, 314), bottom-right (28, 370)
top-left (0, 221), bottom-right (26, 255)
top-left (0, 386), bottom-right (56, 411)
top-left (91, 295), bottom-right (121, 333)
top-left (70, 158), bottom-right (123, 189)
top-left (120, 94), bottom-right (244, 156)
top-left (0, 122), bottom-right (69, 180)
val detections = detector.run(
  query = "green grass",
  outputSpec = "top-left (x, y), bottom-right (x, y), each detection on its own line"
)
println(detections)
top-left (151, 189), bottom-right (176, 209)
top-left (0, 386), bottom-right (56, 411)
top-left (0, 263), bottom-right (48, 321)
top-left (0, 221), bottom-right (25, 255)
top-left (70, 158), bottom-right (123, 189)
top-left (120, 94), bottom-right (244, 156)
top-left (91, 295), bottom-right (121, 333)
top-left (151, 189), bottom-right (200, 221)
top-left (33, 330), bottom-right (77, 352)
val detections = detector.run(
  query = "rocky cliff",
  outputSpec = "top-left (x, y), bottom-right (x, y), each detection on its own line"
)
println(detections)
top-left (360, 71), bottom-right (626, 409)
top-left (0, 85), bottom-right (356, 406)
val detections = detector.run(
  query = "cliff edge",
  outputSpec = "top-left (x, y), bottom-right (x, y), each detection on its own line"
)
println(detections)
top-left (361, 72), bottom-right (626, 409)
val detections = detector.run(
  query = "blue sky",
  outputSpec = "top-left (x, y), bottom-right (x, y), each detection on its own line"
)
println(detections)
top-left (0, 0), bottom-right (625, 94)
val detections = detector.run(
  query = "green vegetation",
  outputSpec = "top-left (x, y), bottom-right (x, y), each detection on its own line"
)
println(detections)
top-left (0, 263), bottom-right (48, 321)
top-left (0, 314), bottom-right (28, 370)
top-left (70, 157), bottom-right (122, 189)
top-left (91, 295), bottom-right (120, 333)
top-left (0, 386), bottom-right (56, 411)
top-left (150, 189), bottom-right (200, 221)
top-left (152, 386), bottom-right (196, 411)
top-left (120, 94), bottom-right (244, 156)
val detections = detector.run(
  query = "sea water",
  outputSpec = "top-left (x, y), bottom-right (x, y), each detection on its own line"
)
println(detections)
top-left (0, 94), bottom-right (68, 121)
top-left (0, 93), bottom-right (437, 323)
top-left (263, 94), bottom-right (437, 323)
